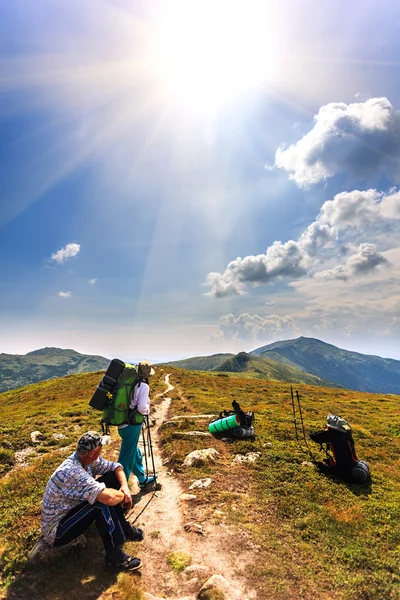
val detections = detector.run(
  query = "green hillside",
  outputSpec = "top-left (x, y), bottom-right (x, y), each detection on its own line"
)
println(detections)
top-left (164, 352), bottom-right (234, 371)
top-left (250, 337), bottom-right (400, 394)
top-left (217, 351), bottom-right (333, 386)
top-left (0, 347), bottom-right (110, 392)
top-left (0, 368), bottom-right (399, 599)
top-left (165, 350), bottom-right (333, 387)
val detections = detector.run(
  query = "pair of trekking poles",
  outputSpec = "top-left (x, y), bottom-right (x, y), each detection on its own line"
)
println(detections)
top-left (140, 415), bottom-right (159, 490)
top-left (127, 415), bottom-right (161, 523)
top-left (290, 386), bottom-right (315, 461)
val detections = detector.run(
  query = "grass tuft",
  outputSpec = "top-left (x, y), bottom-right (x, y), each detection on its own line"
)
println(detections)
top-left (167, 551), bottom-right (192, 572)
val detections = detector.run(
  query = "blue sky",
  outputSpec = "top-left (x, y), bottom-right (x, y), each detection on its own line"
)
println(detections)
top-left (1, 0), bottom-right (400, 362)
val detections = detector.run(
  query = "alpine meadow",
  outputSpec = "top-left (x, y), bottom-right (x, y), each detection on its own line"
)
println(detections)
top-left (2, 1), bottom-right (400, 599)
top-left (0, 366), bottom-right (399, 599)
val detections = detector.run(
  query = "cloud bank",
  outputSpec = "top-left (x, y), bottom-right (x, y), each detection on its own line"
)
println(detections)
top-left (273, 97), bottom-right (400, 187)
top-left (217, 312), bottom-right (299, 342)
top-left (205, 188), bottom-right (400, 297)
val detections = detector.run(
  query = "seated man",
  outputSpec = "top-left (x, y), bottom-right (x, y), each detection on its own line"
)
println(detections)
top-left (41, 431), bottom-right (143, 571)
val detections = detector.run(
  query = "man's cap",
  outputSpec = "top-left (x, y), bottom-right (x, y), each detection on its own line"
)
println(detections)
top-left (77, 431), bottom-right (107, 453)
top-left (138, 359), bottom-right (155, 377)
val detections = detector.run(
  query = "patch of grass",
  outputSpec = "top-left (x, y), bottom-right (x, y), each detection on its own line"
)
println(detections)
top-left (167, 551), bottom-right (192, 572)
top-left (114, 573), bottom-right (144, 599)
top-left (150, 530), bottom-right (161, 539)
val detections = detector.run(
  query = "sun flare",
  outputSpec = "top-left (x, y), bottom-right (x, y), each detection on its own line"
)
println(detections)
top-left (154, 0), bottom-right (276, 112)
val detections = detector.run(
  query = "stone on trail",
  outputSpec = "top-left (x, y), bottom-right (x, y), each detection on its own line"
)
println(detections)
top-left (199, 574), bottom-right (232, 597)
top-left (184, 522), bottom-right (204, 534)
top-left (184, 564), bottom-right (211, 577)
top-left (232, 452), bottom-right (261, 464)
top-left (183, 448), bottom-right (219, 467)
top-left (30, 431), bottom-right (44, 443)
top-left (180, 493), bottom-right (197, 501)
top-left (189, 477), bottom-right (212, 489)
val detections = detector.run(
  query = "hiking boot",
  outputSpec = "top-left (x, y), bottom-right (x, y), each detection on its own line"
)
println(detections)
top-left (139, 476), bottom-right (155, 489)
top-left (105, 553), bottom-right (142, 571)
top-left (124, 526), bottom-right (144, 542)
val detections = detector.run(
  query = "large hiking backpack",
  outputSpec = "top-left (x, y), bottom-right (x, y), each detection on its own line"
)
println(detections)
top-left (208, 400), bottom-right (255, 440)
top-left (89, 359), bottom-right (144, 432)
top-left (310, 414), bottom-right (370, 483)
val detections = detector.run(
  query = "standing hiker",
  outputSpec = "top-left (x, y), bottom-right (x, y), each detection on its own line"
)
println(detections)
top-left (118, 360), bottom-right (156, 489)
top-left (41, 431), bottom-right (144, 571)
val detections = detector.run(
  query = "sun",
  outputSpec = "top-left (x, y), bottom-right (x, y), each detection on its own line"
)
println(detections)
top-left (153, 0), bottom-right (276, 113)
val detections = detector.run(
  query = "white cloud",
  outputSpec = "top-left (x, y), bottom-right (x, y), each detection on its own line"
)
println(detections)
top-left (51, 243), bottom-right (80, 264)
top-left (205, 241), bottom-right (308, 298)
top-left (88, 278), bottom-right (97, 285)
top-left (205, 188), bottom-right (400, 297)
top-left (58, 291), bottom-right (72, 298)
top-left (319, 188), bottom-right (400, 228)
top-left (316, 243), bottom-right (389, 281)
top-left (273, 97), bottom-right (400, 187)
top-left (217, 312), bottom-right (299, 342)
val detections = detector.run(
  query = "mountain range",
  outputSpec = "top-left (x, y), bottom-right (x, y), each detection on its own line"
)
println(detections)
top-left (0, 347), bottom-right (109, 393)
top-left (165, 337), bottom-right (400, 394)
top-left (2, 337), bottom-right (400, 394)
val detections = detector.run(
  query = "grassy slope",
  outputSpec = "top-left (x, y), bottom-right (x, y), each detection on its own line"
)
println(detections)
top-left (0, 370), bottom-right (399, 600)
top-left (159, 368), bottom-right (400, 600)
top-left (0, 371), bottom-right (166, 600)
top-left (216, 351), bottom-right (333, 387)
top-left (251, 337), bottom-right (400, 394)
top-left (0, 348), bottom-right (110, 393)
top-left (163, 353), bottom-right (234, 371)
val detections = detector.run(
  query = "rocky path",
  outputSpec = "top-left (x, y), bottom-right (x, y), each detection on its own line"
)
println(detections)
top-left (126, 375), bottom-right (257, 600)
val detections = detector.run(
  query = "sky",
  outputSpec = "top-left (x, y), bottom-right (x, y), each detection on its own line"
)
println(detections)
top-left (1, 0), bottom-right (400, 363)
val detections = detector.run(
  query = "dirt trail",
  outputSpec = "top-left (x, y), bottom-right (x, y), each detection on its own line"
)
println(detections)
top-left (127, 375), bottom-right (257, 600)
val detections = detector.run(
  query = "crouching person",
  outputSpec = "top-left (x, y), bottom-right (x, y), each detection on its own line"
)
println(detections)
top-left (309, 414), bottom-right (370, 484)
top-left (41, 431), bottom-right (143, 571)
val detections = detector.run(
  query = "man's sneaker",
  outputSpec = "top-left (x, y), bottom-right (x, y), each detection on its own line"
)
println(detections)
top-left (106, 553), bottom-right (142, 571)
top-left (139, 476), bottom-right (155, 489)
top-left (124, 525), bottom-right (144, 542)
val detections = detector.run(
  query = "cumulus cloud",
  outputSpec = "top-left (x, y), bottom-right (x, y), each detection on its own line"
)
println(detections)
top-left (217, 312), bottom-right (299, 342)
top-left (205, 188), bottom-right (400, 297)
top-left (51, 243), bottom-right (80, 264)
top-left (316, 244), bottom-right (389, 281)
top-left (58, 291), bottom-right (72, 298)
top-left (273, 97), bottom-right (400, 187)
top-left (319, 188), bottom-right (400, 228)
top-left (88, 278), bottom-right (97, 284)
top-left (205, 241), bottom-right (308, 298)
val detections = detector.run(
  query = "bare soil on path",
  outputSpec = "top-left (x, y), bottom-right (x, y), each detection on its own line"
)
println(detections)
top-left (124, 375), bottom-right (258, 600)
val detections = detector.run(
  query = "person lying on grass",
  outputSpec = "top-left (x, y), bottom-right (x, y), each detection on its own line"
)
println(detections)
top-left (41, 430), bottom-right (143, 571)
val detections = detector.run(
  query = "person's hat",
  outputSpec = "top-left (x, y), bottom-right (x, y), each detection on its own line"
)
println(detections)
top-left (138, 359), bottom-right (155, 377)
top-left (77, 431), bottom-right (108, 453)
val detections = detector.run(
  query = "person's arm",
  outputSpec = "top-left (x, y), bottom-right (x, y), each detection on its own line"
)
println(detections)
top-left (114, 466), bottom-right (132, 509)
top-left (96, 487), bottom-right (125, 506)
top-left (309, 428), bottom-right (330, 444)
top-left (135, 382), bottom-right (150, 415)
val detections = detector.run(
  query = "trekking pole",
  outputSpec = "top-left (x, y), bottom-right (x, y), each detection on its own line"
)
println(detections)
top-left (145, 415), bottom-right (157, 482)
top-left (295, 390), bottom-right (314, 460)
top-left (141, 423), bottom-right (149, 476)
top-left (290, 387), bottom-right (299, 440)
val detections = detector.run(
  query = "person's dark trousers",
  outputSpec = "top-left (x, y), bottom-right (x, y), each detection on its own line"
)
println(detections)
top-left (53, 471), bottom-right (129, 560)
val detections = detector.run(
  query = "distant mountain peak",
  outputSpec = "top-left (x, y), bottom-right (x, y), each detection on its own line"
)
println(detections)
top-left (26, 347), bottom-right (69, 356)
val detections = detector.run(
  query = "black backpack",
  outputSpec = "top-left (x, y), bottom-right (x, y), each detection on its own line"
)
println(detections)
top-left (310, 414), bottom-right (370, 483)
